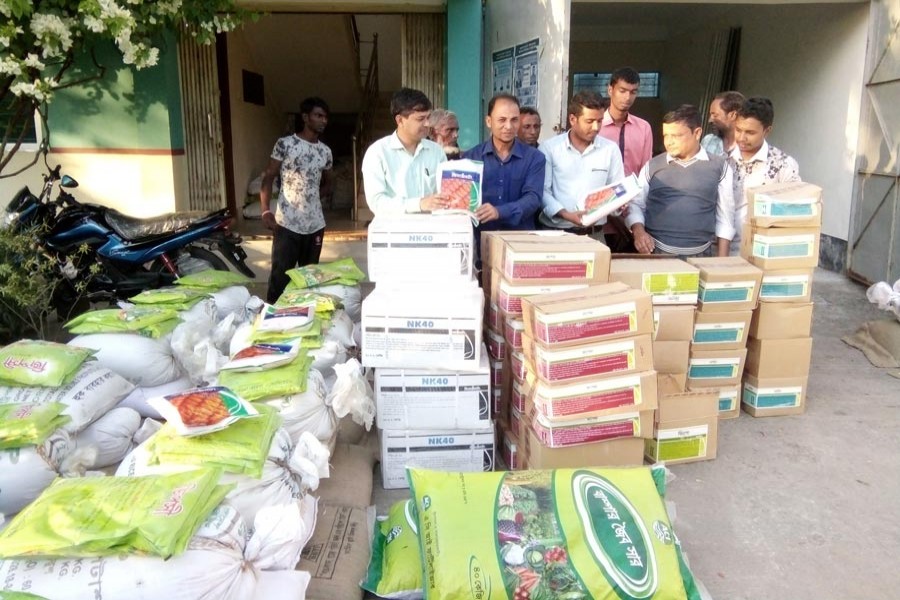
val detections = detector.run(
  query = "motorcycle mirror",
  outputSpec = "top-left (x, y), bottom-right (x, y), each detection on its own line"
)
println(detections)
top-left (60, 175), bottom-right (79, 189)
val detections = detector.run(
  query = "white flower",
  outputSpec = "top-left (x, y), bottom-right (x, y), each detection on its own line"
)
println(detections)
top-left (83, 15), bottom-right (106, 33)
top-left (30, 13), bottom-right (75, 59)
top-left (0, 0), bottom-right (11, 18)
top-left (0, 56), bottom-right (21, 76)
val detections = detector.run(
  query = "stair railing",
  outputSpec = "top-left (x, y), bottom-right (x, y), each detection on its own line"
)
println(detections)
top-left (352, 32), bottom-right (378, 222)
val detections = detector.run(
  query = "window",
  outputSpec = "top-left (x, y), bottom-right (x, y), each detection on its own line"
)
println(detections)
top-left (573, 71), bottom-right (660, 99)
top-left (0, 96), bottom-right (42, 150)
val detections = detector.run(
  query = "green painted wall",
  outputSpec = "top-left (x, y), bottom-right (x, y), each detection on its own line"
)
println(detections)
top-left (447, 0), bottom-right (483, 150)
top-left (49, 31), bottom-right (184, 150)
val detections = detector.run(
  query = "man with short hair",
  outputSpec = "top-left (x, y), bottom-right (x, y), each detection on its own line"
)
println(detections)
top-left (701, 91), bottom-right (745, 156)
top-left (599, 67), bottom-right (653, 176)
top-left (260, 96), bottom-right (333, 303)
top-left (626, 104), bottom-right (736, 258)
top-left (463, 94), bottom-right (545, 236)
top-left (428, 108), bottom-right (461, 159)
top-left (729, 96), bottom-right (801, 253)
top-left (539, 91), bottom-right (624, 239)
top-left (518, 106), bottom-right (542, 147)
top-left (362, 88), bottom-right (448, 215)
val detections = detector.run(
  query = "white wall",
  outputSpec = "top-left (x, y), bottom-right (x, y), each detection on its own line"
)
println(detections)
top-left (355, 15), bottom-right (403, 92)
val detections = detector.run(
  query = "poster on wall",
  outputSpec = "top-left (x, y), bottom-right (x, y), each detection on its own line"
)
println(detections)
top-left (514, 38), bottom-right (540, 108)
top-left (492, 47), bottom-right (514, 96)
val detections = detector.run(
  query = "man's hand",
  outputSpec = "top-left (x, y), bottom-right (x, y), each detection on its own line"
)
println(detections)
top-left (261, 210), bottom-right (277, 231)
top-left (474, 203), bottom-right (500, 224)
top-left (557, 209), bottom-right (586, 227)
top-left (632, 224), bottom-right (655, 254)
top-left (420, 194), bottom-right (449, 212)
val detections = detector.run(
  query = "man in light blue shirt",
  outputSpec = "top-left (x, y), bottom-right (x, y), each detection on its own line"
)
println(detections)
top-left (362, 88), bottom-right (449, 215)
top-left (539, 91), bottom-right (625, 238)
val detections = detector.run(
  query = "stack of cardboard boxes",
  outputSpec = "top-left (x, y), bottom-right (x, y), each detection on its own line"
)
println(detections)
top-left (361, 214), bottom-right (494, 489)
top-left (739, 182), bottom-right (823, 416)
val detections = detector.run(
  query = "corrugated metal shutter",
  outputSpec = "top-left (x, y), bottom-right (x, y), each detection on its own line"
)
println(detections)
top-left (178, 37), bottom-right (227, 212)
top-left (401, 14), bottom-right (446, 106)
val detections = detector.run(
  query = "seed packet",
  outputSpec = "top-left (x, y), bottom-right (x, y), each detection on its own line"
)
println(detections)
top-left (64, 306), bottom-right (180, 338)
top-left (221, 342), bottom-right (300, 372)
top-left (437, 159), bottom-right (483, 214)
top-left (579, 174), bottom-right (641, 226)
top-left (254, 303), bottom-right (316, 333)
top-left (129, 287), bottom-right (209, 310)
top-left (148, 386), bottom-right (258, 436)
top-left (174, 270), bottom-right (253, 290)
top-left (0, 402), bottom-right (70, 449)
top-left (362, 499), bottom-right (423, 599)
top-left (275, 289), bottom-right (340, 317)
top-left (0, 341), bottom-right (95, 388)
top-left (285, 258), bottom-right (366, 290)
top-left (216, 354), bottom-right (313, 402)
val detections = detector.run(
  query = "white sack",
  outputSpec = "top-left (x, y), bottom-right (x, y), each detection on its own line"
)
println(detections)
top-left (262, 369), bottom-right (337, 444)
top-left (308, 340), bottom-right (348, 375)
top-left (74, 407), bottom-right (142, 469)
top-left (117, 376), bottom-right (193, 418)
top-left (69, 332), bottom-right (182, 387)
top-left (324, 309), bottom-right (355, 348)
top-left (211, 286), bottom-right (252, 321)
top-left (0, 501), bottom-right (315, 600)
top-left (181, 297), bottom-right (218, 323)
top-left (0, 363), bottom-right (134, 433)
top-left (327, 359), bottom-right (375, 431)
top-left (315, 284), bottom-right (362, 322)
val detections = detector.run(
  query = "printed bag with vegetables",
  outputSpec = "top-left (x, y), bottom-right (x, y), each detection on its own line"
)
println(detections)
top-left (148, 386), bottom-right (258, 436)
top-left (438, 160), bottom-right (483, 213)
top-left (407, 466), bottom-right (701, 600)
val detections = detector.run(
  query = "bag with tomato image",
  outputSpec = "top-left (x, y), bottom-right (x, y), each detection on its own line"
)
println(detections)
top-left (437, 159), bottom-right (483, 213)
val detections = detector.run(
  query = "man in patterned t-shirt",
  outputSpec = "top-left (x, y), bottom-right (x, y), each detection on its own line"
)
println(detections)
top-left (260, 97), bottom-right (333, 303)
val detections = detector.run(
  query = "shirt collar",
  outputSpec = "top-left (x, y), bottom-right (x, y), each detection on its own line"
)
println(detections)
top-left (730, 140), bottom-right (769, 163)
top-left (601, 112), bottom-right (636, 127)
top-left (563, 131), bottom-right (605, 153)
top-left (666, 147), bottom-right (710, 163)
top-left (388, 131), bottom-right (429, 156)
top-left (484, 138), bottom-right (525, 159)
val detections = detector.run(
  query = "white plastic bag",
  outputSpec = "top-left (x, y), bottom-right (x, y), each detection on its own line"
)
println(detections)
top-left (308, 340), bottom-right (348, 375)
top-left (324, 309), bottom-right (355, 347)
top-left (262, 369), bottom-right (337, 444)
top-left (117, 376), bottom-right (194, 419)
top-left (170, 312), bottom-right (236, 384)
top-left (69, 332), bottom-right (183, 387)
top-left (866, 280), bottom-right (900, 321)
top-left (327, 359), bottom-right (375, 430)
top-left (74, 407), bottom-right (142, 469)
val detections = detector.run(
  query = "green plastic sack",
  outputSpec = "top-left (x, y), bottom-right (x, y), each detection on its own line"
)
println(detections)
top-left (0, 402), bottom-right (70, 449)
top-left (406, 466), bottom-right (701, 600)
top-left (0, 592), bottom-right (50, 600)
top-left (0, 341), bottom-right (95, 388)
top-left (217, 353), bottom-right (313, 402)
top-left (174, 269), bottom-right (252, 290)
top-left (362, 499), bottom-right (423, 599)
top-left (0, 469), bottom-right (231, 559)
top-left (65, 306), bottom-right (179, 338)
top-left (129, 287), bottom-right (209, 306)
top-left (147, 407), bottom-right (280, 478)
top-left (251, 319), bottom-right (322, 344)
top-left (285, 257), bottom-right (366, 289)
top-left (275, 289), bottom-right (340, 317)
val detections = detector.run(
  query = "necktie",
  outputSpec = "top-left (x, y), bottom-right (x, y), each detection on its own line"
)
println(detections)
top-left (618, 122), bottom-right (626, 159)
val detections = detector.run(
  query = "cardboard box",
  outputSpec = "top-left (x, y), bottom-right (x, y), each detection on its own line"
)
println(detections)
top-left (500, 428), bottom-right (519, 470)
top-left (610, 258), bottom-right (700, 305)
top-left (758, 268), bottom-right (815, 303)
top-left (486, 300), bottom-right (502, 333)
top-left (379, 427), bottom-right (496, 489)
top-left (510, 376), bottom-right (533, 413)
top-left (658, 373), bottom-right (687, 395)
top-left (655, 386), bottom-right (719, 422)
top-left (367, 213), bottom-right (474, 283)
top-left (742, 374), bottom-right (808, 417)
top-left (653, 305), bottom-right (695, 341)
top-left (748, 181), bottom-right (824, 228)
top-left (750, 302), bottom-right (814, 339)
top-left (525, 430), bottom-right (644, 469)
top-left (362, 284), bottom-right (483, 370)
top-left (522, 282), bottom-right (654, 348)
top-left (531, 334), bottom-right (653, 384)
top-left (502, 235), bottom-right (611, 284)
top-left (490, 358), bottom-right (503, 390)
top-left (532, 409), bottom-right (653, 447)
top-left (715, 384), bottom-right (741, 419)
top-left (652, 340), bottom-right (690, 375)
top-left (740, 224), bottom-right (821, 270)
top-left (531, 370), bottom-right (658, 420)
top-left (374, 350), bottom-right (491, 430)
top-left (687, 256), bottom-right (763, 312)
top-left (687, 348), bottom-right (748, 387)
top-left (745, 337), bottom-right (813, 378)
top-left (492, 271), bottom-right (589, 315)
top-left (504, 314), bottom-right (525, 351)
top-left (645, 387), bottom-right (719, 464)
top-left (692, 310), bottom-right (753, 350)
top-left (510, 350), bottom-right (527, 381)
top-left (485, 327), bottom-right (507, 361)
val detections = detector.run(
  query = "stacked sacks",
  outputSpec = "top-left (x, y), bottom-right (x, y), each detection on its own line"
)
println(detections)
top-left (739, 182), bottom-right (822, 416)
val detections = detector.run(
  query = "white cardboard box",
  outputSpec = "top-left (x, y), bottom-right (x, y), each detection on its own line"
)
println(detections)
top-left (361, 283), bottom-right (484, 369)
top-left (367, 214), bottom-right (474, 283)
top-left (375, 348), bottom-right (491, 430)
top-left (379, 427), bottom-right (496, 489)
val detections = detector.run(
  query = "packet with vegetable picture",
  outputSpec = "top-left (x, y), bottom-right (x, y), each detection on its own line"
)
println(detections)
top-left (254, 302), bottom-right (316, 332)
top-left (221, 342), bottom-right (300, 372)
top-left (0, 341), bottom-right (95, 388)
top-left (437, 159), bottom-right (483, 214)
top-left (216, 353), bottom-right (313, 402)
top-left (362, 498), bottom-right (423, 599)
top-left (174, 269), bottom-right (253, 290)
top-left (406, 466), bottom-right (701, 600)
top-left (578, 174), bottom-right (641, 227)
top-left (0, 402), bottom-right (70, 449)
top-left (148, 386), bottom-right (258, 436)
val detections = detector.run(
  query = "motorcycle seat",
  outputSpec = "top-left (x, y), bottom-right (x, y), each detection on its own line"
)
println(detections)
top-left (105, 209), bottom-right (212, 242)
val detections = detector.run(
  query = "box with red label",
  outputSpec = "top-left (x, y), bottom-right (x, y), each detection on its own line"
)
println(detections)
top-left (501, 429), bottom-right (519, 470)
top-left (502, 235), bottom-right (611, 285)
top-left (532, 409), bottom-right (653, 448)
top-left (486, 300), bottom-right (502, 333)
top-left (522, 282), bottom-right (653, 348)
top-left (504, 315), bottom-right (525, 351)
top-left (485, 328), bottom-right (506, 361)
top-left (510, 375), bottom-right (534, 413)
top-left (510, 350), bottom-right (527, 382)
top-left (525, 430), bottom-right (644, 469)
top-left (491, 270), bottom-right (589, 315)
top-left (529, 334), bottom-right (653, 384)
top-left (531, 370), bottom-right (657, 421)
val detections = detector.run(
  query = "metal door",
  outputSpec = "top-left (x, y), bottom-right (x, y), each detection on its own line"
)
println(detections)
top-left (402, 14), bottom-right (446, 105)
top-left (178, 37), bottom-right (227, 212)
top-left (849, 0), bottom-right (900, 284)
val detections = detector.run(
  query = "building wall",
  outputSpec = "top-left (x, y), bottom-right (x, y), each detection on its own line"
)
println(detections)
top-left (355, 15), bottom-right (403, 93)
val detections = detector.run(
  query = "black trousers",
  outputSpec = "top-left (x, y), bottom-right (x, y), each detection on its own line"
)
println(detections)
top-left (266, 224), bottom-right (325, 303)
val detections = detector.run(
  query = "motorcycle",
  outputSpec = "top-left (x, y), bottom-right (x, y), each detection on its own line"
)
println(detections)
top-left (3, 164), bottom-right (255, 316)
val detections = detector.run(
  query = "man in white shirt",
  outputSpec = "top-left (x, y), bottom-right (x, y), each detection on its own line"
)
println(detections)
top-left (701, 91), bottom-right (744, 157)
top-left (626, 104), bottom-right (736, 258)
top-left (428, 108), bottom-right (461, 159)
top-left (539, 91), bottom-right (625, 241)
top-left (362, 88), bottom-right (449, 215)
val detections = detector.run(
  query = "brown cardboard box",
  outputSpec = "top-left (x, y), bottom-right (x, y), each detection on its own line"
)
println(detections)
top-left (652, 340), bottom-right (690, 375)
top-left (745, 337), bottom-right (813, 378)
top-left (750, 302), bottom-right (814, 339)
top-left (748, 181), bottom-right (824, 228)
top-left (522, 282), bottom-right (653, 348)
top-left (687, 256), bottom-right (764, 312)
top-left (499, 426), bottom-right (520, 470)
top-left (687, 348), bottom-right (748, 388)
top-left (740, 224), bottom-right (821, 270)
top-left (485, 327), bottom-right (507, 361)
top-left (714, 384), bottom-right (742, 419)
top-left (531, 370), bottom-right (658, 421)
top-left (525, 430), bottom-right (645, 469)
top-left (691, 310), bottom-right (753, 350)
top-left (510, 350), bottom-right (527, 381)
top-left (531, 334), bottom-right (653, 384)
top-left (741, 374), bottom-right (808, 417)
top-left (502, 235), bottom-right (611, 284)
top-left (655, 386), bottom-right (719, 422)
top-left (658, 372), bottom-right (688, 394)
top-left (503, 313), bottom-right (525, 351)
top-left (486, 299), bottom-right (502, 333)
top-left (532, 409), bottom-right (654, 447)
top-left (653, 305), bottom-right (695, 341)
top-left (758, 268), bottom-right (815, 303)
top-left (610, 258), bottom-right (700, 305)
top-left (645, 387), bottom-right (719, 464)
top-left (491, 269), bottom-right (590, 315)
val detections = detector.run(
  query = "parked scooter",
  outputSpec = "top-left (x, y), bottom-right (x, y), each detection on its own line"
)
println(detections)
top-left (3, 164), bottom-right (255, 316)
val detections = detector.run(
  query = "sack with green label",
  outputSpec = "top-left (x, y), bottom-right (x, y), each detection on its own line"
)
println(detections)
top-left (0, 341), bottom-right (95, 388)
top-left (362, 499), bottom-right (423, 599)
top-left (175, 268), bottom-right (253, 290)
top-left (65, 306), bottom-right (180, 338)
top-left (0, 402), bottom-right (70, 449)
top-left (406, 466), bottom-right (702, 600)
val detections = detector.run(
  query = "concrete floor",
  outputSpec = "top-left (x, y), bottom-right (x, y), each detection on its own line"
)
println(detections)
top-left (241, 234), bottom-right (900, 600)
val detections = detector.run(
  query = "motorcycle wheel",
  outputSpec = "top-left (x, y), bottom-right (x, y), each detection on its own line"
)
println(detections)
top-left (185, 247), bottom-right (230, 273)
